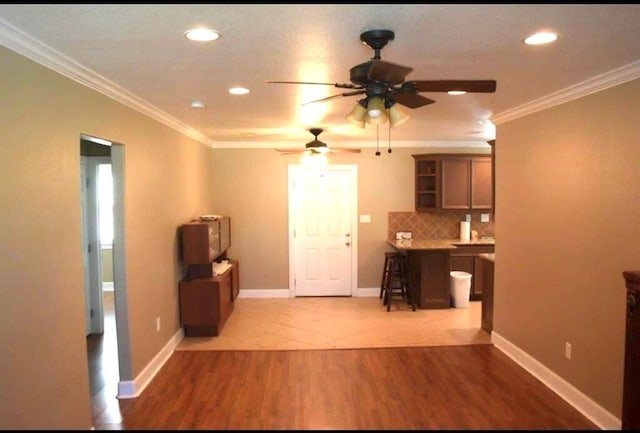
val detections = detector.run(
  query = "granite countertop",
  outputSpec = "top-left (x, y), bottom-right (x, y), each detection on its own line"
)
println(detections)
top-left (388, 239), bottom-right (457, 250)
top-left (478, 253), bottom-right (495, 262)
top-left (388, 237), bottom-right (495, 251)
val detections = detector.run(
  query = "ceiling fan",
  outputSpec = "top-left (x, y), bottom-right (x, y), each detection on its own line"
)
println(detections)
top-left (265, 29), bottom-right (496, 128)
top-left (275, 128), bottom-right (361, 155)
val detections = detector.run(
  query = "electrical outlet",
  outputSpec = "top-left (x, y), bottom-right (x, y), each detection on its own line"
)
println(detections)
top-left (565, 342), bottom-right (572, 359)
top-left (465, 214), bottom-right (471, 222)
top-left (156, 317), bottom-right (161, 332)
top-left (481, 213), bottom-right (490, 222)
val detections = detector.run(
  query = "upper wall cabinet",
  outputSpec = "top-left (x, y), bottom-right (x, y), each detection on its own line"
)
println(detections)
top-left (413, 154), bottom-right (493, 211)
top-left (414, 156), bottom-right (439, 211)
top-left (181, 216), bottom-right (231, 265)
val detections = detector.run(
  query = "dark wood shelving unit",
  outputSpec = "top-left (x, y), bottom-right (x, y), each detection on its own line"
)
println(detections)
top-left (178, 217), bottom-right (238, 337)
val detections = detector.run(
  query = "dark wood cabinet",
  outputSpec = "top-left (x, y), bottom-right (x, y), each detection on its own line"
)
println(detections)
top-left (413, 157), bottom-right (439, 211)
top-left (623, 270), bottom-right (640, 430)
top-left (406, 250), bottom-right (452, 309)
top-left (181, 217), bottom-right (230, 265)
top-left (479, 255), bottom-right (494, 333)
top-left (441, 156), bottom-right (492, 210)
top-left (413, 154), bottom-right (492, 211)
top-left (179, 216), bottom-right (237, 337)
top-left (450, 244), bottom-right (495, 300)
top-left (179, 264), bottom-right (237, 337)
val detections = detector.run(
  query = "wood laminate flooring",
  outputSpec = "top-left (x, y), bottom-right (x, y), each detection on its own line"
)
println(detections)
top-left (88, 294), bottom-right (597, 430)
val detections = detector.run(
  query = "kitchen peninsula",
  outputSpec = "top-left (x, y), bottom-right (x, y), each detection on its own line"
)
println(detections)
top-left (388, 238), bottom-right (495, 309)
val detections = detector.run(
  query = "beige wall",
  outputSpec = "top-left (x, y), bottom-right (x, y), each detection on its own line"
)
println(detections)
top-left (208, 147), bottom-right (490, 291)
top-left (101, 247), bottom-right (113, 282)
top-left (0, 46), bottom-right (214, 428)
top-left (495, 78), bottom-right (640, 419)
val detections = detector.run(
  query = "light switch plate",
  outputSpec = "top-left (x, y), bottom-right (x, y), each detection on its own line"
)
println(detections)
top-left (359, 214), bottom-right (371, 223)
top-left (481, 213), bottom-right (490, 222)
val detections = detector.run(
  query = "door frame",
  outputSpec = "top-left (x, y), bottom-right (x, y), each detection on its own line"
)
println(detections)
top-left (81, 155), bottom-right (111, 335)
top-left (80, 135), bottom-right (133, 398)
top-left (287, 164), bottom-right (358, 297)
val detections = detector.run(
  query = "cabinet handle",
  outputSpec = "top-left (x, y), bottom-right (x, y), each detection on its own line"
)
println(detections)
top-left (345, 241), bottom-right (351, 247)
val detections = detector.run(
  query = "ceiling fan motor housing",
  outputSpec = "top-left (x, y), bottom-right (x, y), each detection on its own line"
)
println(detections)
top-left (305, 128), bottom-right (327, 150)
top-left (360, 29), bottom-right (395, 55)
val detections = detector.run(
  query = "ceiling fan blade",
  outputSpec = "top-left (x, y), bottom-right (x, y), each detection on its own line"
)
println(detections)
top-left (264, 80), bottom-right (359, 89)
top-left (330, 148), bottom-right (362, 154)
top-left (367, 60), bottom-right (413, 85)
top-left (275, 148), bottom-right (305, 154)
top-left (410, 80), bottom-right (497, 93)
top-left (393, 92), bottom-right (436, 109)
top-left (302, 90), bottom-right (366, 105)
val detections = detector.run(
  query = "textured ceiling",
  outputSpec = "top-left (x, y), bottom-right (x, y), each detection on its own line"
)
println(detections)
top-left (1, 4), bottom-right (640, 148)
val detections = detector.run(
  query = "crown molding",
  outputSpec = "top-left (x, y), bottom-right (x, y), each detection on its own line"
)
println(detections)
top-left (492, 60), bottom-right (640, 125)
top-left (209, 140), bottom-right (491, 149)
top-left (0, 18), bottom-right (216, 147)
top-left (4, 17), bottom-right (637, 145)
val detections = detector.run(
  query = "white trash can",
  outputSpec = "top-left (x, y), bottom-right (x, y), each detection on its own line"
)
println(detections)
top-left (450, 271), bottom-right (472, 308)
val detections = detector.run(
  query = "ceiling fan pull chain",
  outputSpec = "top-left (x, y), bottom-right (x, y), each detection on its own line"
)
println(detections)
top-left (387, 114), bottom-right (392, 154)
top-left (375, 125), bottom-right (381, 156)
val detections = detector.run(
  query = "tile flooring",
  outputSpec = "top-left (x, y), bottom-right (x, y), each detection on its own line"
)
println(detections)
top-left (176, 296), bottom-right (491, 351)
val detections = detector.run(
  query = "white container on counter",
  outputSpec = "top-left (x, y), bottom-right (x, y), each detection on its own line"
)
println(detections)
top-left (459, 221), bottom-right (471, 241)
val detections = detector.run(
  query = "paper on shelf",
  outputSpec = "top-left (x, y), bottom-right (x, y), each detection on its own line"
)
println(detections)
top-left (212, 262), bottom-right (232, 276)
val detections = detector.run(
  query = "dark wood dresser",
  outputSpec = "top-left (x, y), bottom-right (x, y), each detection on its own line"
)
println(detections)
top-left (623, 270), bottom-right (640, 430)
top-left (179, 217), bottom-right (238, 337)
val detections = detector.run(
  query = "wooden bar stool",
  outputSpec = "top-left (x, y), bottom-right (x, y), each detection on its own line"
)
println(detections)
top-left (379, 252), bottom-right (393, 300)
top-left (380, 252), bottom-right (416, 312)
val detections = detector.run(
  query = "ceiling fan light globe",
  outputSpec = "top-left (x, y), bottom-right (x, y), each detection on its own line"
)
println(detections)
top-left (366, 96), bottom-right (386, 120)
top-left (389, 103), bottom-right (410, 127)
top-left (346, 102), bottom-right (367, 127)
top-left (346, 116), bottom-right (365, 128)
top-left (366, 111), bottom-right (388, 125)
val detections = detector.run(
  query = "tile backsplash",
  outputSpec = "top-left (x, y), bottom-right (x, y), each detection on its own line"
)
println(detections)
top-left (388, 211), bottom-right (495, 240)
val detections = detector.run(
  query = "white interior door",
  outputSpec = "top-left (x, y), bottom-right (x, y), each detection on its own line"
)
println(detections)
top-left (81, 159), bottom-right (92, 335)
top-left (289, 164), bottom-right (357, 296)
top-left (81, 156), bottom-right (109, 335)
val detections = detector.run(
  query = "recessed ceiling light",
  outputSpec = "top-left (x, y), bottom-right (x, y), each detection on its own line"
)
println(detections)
top-left (524, 31), bottom-right (558, 45)
top-left (184, 28), bottom-right (220, 42)
top-left (190, 100), bottom-right (205, 108)
top-left (229, 87), bottom-right (250, 95)
top-left (448, 90), bottom-right (466, 96)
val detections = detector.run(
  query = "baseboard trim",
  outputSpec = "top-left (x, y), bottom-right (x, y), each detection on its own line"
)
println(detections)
top-left (354, 287), bottom-right (378, 297)
top-left (238, 287), bottom-right (379, 298)
top-left (238, 288), bottom-right (292, 298)
top-left (492, 331), bottom-right (620, 430)
top-left (117, 328), bottom-right (183, 399)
